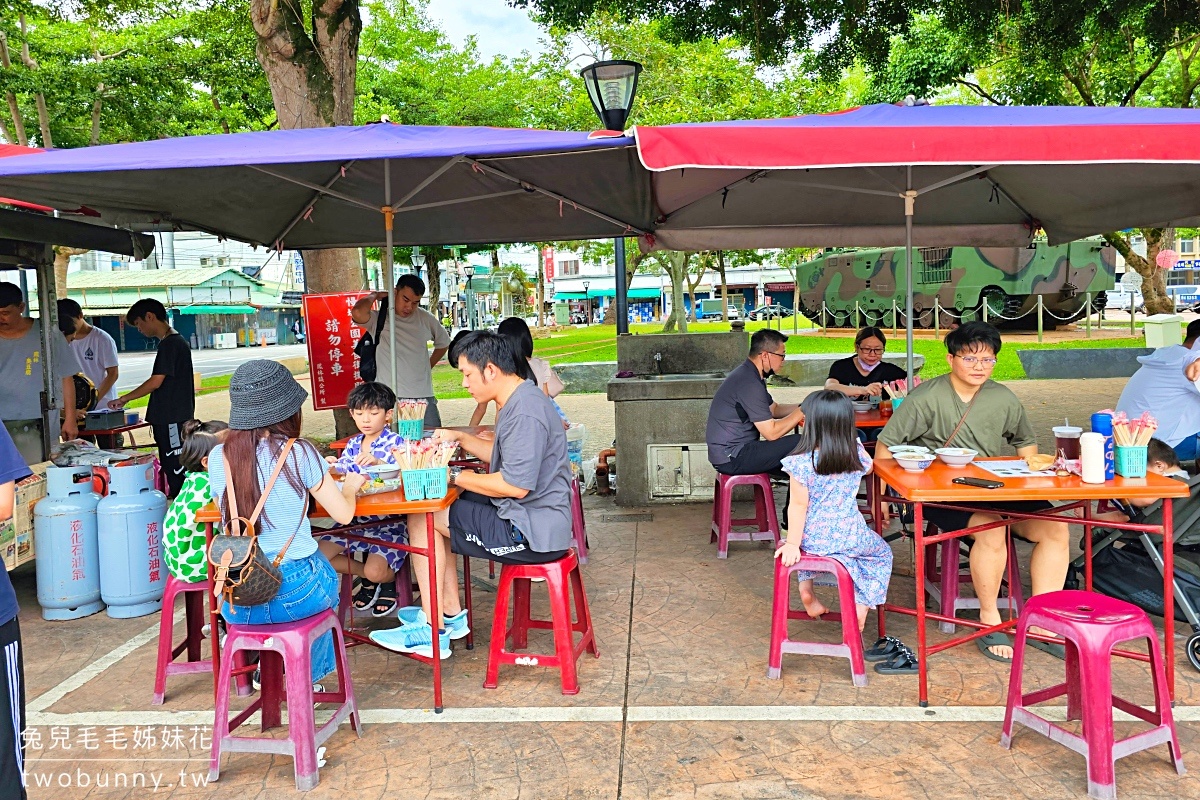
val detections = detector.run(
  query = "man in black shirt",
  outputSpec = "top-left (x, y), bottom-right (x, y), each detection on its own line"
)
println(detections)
top-left (109, 299), bottom-right (195, 496)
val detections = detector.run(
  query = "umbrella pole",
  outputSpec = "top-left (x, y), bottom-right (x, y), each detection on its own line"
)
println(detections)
top-left (383, 159), bottom-right (397, 432)
top-left (904, 181), bottom-right (916, 391)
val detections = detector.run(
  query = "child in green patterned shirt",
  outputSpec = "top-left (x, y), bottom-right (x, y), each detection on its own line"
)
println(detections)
top-left (162, 419), bottom-right (228, 582)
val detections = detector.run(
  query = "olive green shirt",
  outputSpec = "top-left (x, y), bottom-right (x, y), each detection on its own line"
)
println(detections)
top-left (878, 374), bottom-right (1036, 456)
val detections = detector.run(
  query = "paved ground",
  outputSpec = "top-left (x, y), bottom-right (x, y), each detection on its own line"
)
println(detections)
top-left (30, 373), bottom-right (1200, 798)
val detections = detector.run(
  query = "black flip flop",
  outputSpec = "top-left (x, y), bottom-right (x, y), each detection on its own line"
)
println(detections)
top-left (865, 636), bottom-right (903, 663)
top-left (874, 644), bottom-right (919, 675)
top-left (975, 631), bottom-right (1014, 663)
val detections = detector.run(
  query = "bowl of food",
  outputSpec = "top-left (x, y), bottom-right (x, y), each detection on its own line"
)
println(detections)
top-left (851, 400), bottom-right (873, 413)
top-left (893, 453), bottom-right (935, 473)
top-left (890, 445), bottom-right (931, 457)
top-left (364, 464), bottom-right (399, 481)
top-left (935, 447), bottom-right (978, 468)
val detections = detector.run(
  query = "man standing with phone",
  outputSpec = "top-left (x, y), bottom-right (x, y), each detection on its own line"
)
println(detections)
top-left (877, 322), bottom-right (1068, 662)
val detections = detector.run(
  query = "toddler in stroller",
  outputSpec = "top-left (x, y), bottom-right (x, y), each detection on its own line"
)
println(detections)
top-left (1068, 438), bottom-right (1200, 671)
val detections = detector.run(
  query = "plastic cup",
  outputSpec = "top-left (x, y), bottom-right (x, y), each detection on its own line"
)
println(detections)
top-left (1052, 425), bottom-right (1083, 460)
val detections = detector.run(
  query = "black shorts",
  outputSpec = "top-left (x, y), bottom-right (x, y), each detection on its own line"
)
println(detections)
top-left (448, 491), bottom-right (568, 565)
top-left (922, 500), bottom-right (1054, 539)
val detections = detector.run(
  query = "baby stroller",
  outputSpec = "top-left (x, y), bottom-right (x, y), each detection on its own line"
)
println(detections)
top-left (1066, 470), bottom-right (1200, 672)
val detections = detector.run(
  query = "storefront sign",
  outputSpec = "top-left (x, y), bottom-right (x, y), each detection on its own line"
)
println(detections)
top-left (765, 282), bottom-right (795, 292)
top-left (302, 292), bottom-right (369, 410)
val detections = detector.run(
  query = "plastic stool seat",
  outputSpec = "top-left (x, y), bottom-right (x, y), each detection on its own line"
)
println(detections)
top-left (209, 609), bottom-right (361, 791)
top-left (768, 554), bottom-right (867, 686)
top-left (1001, 590), bottom-right (1184, 800)
top-left (152, 575), bottom-right (250, 704)
top-left (484, 549), bottom-right (598, 695)
top-left (924, 523), bottom-right (1024, 633)
top-left (710, 473), bottom-right (782, 558)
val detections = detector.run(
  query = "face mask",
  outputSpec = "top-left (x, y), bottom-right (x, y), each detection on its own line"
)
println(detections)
top-left (856, 357), bottom-right (879, 373)
top-left (761, 355), bottom-right (775, 378)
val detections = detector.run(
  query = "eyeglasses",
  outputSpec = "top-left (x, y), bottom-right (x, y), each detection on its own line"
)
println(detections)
top-left (955, 355), bottom-right (998, 367)
top-left (763, 350), bottom-right (786, 361)
top-left (857, 346), bottom-right (884, 355)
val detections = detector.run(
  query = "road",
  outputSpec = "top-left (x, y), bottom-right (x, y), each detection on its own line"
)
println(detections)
top-left (115, 344), bottom-right (309, 392)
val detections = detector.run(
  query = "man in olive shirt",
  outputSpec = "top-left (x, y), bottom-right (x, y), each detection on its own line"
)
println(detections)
top-left (878, 322), bottom-right (1068, 662)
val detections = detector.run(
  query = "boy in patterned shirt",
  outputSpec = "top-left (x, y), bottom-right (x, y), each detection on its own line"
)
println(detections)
top-left (318, 382), bottom-right (409, 616)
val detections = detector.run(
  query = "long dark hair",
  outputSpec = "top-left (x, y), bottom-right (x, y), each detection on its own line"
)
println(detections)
top-left (796, 390), bottom-right (861, 475)
top-left (218, 410), bottom-right (318, 530)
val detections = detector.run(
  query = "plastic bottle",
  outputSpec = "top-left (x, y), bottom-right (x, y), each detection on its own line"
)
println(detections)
top-left (1080, 432), bottom-right (1106, 484)
top-left (1090, 412), bottom-right (1115, 481)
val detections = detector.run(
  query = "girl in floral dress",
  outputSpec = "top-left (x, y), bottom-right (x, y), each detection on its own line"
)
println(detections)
top-left (774, 390), bottom-right (893, 631)
top-left (162, 420), bottom-right (228, 583)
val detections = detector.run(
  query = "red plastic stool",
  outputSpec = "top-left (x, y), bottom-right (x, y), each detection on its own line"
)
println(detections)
top-left (768, 554), bottom-right (867, 686)
top-left (710, 472), bottom-right (781, 558)
top-left (924, 523), bottom-right (1024, 633)
top-left (1001, 590), bottom-right (1185, 800)
top-left (570, 476), bottom-right (589, 564)
top-left (152, 575), bottom-right (250, 704)
top-left (210, 609), bottom-right (361, 791)
top-left (484, 549), bottom-right (598, 695)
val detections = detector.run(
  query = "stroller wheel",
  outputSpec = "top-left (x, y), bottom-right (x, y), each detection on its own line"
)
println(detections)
top-left (1187, 633), bottom-right (1200, 673)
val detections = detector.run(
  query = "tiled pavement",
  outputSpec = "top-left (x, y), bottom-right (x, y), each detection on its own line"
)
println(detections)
top-left (19, 376), bottom-right (1200, 798)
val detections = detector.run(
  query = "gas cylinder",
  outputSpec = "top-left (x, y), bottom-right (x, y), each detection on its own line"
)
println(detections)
top-left (97, 463), bottom-right (168, 618)
top-left (33, 466), bottom-right (104, 620)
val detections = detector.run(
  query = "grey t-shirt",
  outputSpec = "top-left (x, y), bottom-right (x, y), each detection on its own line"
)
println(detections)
top-left (491, 380), bottom-right (572, 552)
top-left (878, 374), bottom-right (1037, 456)
top-left (0, 321), bottom-right (81, 421)
top-left (706, 359), bottom-right (774, 465)
top-left (365, 306), bottom-right (451, 397)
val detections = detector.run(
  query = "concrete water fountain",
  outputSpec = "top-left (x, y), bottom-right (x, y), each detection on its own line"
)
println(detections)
top-left (606, 330), bottom-right (748, 506)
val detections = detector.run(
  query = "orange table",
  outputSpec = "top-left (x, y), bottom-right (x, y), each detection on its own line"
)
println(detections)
top-left (852, 408), bottom-right (890, 429)
top-left (871, 457), bottom-right (1190, 706)
top-left (329, 424), bottom-right (492, 452)
top-left (197, 484), bottom-right (461, 712)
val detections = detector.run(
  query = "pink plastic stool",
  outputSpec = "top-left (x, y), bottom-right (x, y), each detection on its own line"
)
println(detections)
top-left (152, 575), bottom-right (250, 704)
top-left (484, 549), bottom-right (598, 695)
top-left (1001, 590), bottom-right (1185, 800)
top-left (710, 473), bottom-right (781, 558)
top-left (570, 476), bottom-right (589, 564)
top-left (924, 523), bottom-right (1024, 633)
top-left (768, 554), bottom-right (867, 686)
top-left (210, 609), bottom-right (361, 791)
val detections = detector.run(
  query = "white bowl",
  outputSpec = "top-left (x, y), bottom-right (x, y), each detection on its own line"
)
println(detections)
top-left (364, 464), bottom-right (399, 480)
top-left (935, 447), bottom-right (978, 468)
top-left (851, 400), bottom-right (873, 413)
top-left (890, 445), bottom-right (931, 456)
top-left (894, 454), bottom-right (934, 473)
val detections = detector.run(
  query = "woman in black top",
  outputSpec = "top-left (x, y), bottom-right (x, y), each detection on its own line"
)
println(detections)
top-left (825, 327), bottom-right (908, 400)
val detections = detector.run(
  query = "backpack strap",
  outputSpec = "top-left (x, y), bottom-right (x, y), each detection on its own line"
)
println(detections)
top-left (224, 439), bottom-right (297, 547)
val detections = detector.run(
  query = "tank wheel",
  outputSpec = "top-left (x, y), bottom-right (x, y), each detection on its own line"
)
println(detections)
top-left (1187, 632), bottom-right (1200, 672)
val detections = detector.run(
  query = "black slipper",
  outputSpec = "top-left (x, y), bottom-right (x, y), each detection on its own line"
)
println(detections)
top-left (352, 580), bottom-right (380, 612)
top-left (1027, 637), bottom-right (1067, 660)
top-left (975, 631), bottom-right (1013, 663)
top-left (372, 581), bottom-right (398, 618)
top-left (874, 644), bottom-right (919, 675)
top-left (864, 636), bottom-right (903, 663)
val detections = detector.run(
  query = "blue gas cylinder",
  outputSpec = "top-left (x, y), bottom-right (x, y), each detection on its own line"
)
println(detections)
top-left (33, 466), bottom-right (104, 620)
top-left (97, 463), bottom-right (168, 619)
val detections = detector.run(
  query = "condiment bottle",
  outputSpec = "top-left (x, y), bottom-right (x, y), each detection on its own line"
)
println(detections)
top-left (1080, 432), bottom-right (1106, 484)
top-left (1090, 412), bottom-right (1115, 481)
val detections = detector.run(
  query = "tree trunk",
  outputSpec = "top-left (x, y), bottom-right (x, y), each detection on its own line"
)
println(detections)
top-left (53, 247), bottom-right (87, 298)
top-left (17, 15), bottom-right (51, 148)
top-left (1106, 228), bottom-right (1175, 314)
top-left (536, 257), bottom-right (545, 327)
top-left (717, 250), bottom-right (729, 322)
top-left (661, 251), bottom-right (689, 333)
top-left (0, 33), bottom-right (27, 146)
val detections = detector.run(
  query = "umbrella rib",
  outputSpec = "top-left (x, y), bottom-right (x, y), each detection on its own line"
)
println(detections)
top-left (914, 165), bottom-right (997, 196)
top-left (465, 157), bottom-right (649, 235)
top-left (393, 189), bottom-right (526, 214)
top-left (248, 164), bottom-right (376, 212)
top-left (266, 160), bottom-right (359, 249)
top-left (392, 156), bottom-right (462, 209)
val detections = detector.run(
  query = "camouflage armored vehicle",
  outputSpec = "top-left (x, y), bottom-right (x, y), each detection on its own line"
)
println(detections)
top-left (796, 239), bottom-right (1116, 329)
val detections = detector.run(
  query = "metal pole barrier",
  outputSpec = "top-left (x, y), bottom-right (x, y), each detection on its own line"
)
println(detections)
top-left (1037, 294), bottom-right (1044, 343)
top-left (1131, 300), bottom-right (1136, 337)
top-left (855, 300), bottom-right (861, 330)
top-left (982, 295), bottom-right (988, 324)
top-left (892, 299), bottom-right (898, 335)
top-left (934, 298), bottom-right (940, 340)
top-left (821, 302), bottom-right (826, 335)
top-left (1085, 292), bottom-right (1091, 338)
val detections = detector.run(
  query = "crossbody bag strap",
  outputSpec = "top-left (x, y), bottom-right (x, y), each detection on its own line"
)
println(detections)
top-left (941, 395), bottom-right (978, 450)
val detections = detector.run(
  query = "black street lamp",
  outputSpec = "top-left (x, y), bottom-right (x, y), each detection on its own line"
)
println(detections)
top-left (464, 264), bottom-right (476, 330)
top-left (409, 245), bottom-right (426, 274)
top-left (581, 60), bottom-right (642, 335)
top-left (582, 280), bottom-right (590, 326)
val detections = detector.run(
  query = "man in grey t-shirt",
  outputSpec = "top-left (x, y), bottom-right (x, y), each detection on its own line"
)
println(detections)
top-left (377, 331), bottom-right (571, 657)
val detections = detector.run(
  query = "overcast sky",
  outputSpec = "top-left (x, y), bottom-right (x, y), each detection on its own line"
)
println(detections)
top-left (425, 0), bottom-right (546, 60)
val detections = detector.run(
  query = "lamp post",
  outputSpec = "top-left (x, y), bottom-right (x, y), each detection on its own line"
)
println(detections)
top-left (581, 59), bottom-right (642, 335)
top-left (464, 263), bottom-right (476, 330)
top-left (582, 280), bottom-right (590, 326)
top-left (410, 245), bottom-right (426, 277)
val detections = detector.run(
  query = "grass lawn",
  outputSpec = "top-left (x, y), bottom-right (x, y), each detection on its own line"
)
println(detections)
top-left (123, 373), bottom-right (233, 409)
top-left (428, 319), bottom-right (1149, 397)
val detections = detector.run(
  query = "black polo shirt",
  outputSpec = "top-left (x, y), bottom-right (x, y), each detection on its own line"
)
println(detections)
top-left (827, 356), bottom-right (907, 399)
top-left (706, 359), bottom-right (774, 465)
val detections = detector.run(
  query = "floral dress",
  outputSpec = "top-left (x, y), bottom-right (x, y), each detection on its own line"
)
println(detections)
top-left (781, 442), bottom-right (893, 607)
top-left (162, 471), bottom-right (212, 582)
top-left (317, 429), bottom-right (408, 571)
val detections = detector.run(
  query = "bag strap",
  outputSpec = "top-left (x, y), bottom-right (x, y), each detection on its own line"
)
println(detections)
top-left (374, 295), bottom-right (388, 340)
top-left (941, 394), bottom-right (978, 450)
top-left (224, 438), bottom-right (299, 566)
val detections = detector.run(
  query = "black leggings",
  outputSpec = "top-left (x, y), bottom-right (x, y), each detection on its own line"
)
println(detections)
top-left (714, 434), bottom-right (800, 528)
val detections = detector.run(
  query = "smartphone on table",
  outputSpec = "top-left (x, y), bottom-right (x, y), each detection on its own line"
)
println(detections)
top-left (952, 476), bottom-right (1004, 490)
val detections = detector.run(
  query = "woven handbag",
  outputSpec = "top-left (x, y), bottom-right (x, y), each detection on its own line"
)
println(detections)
top-left (208, 439), bottom-right (301, 607)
